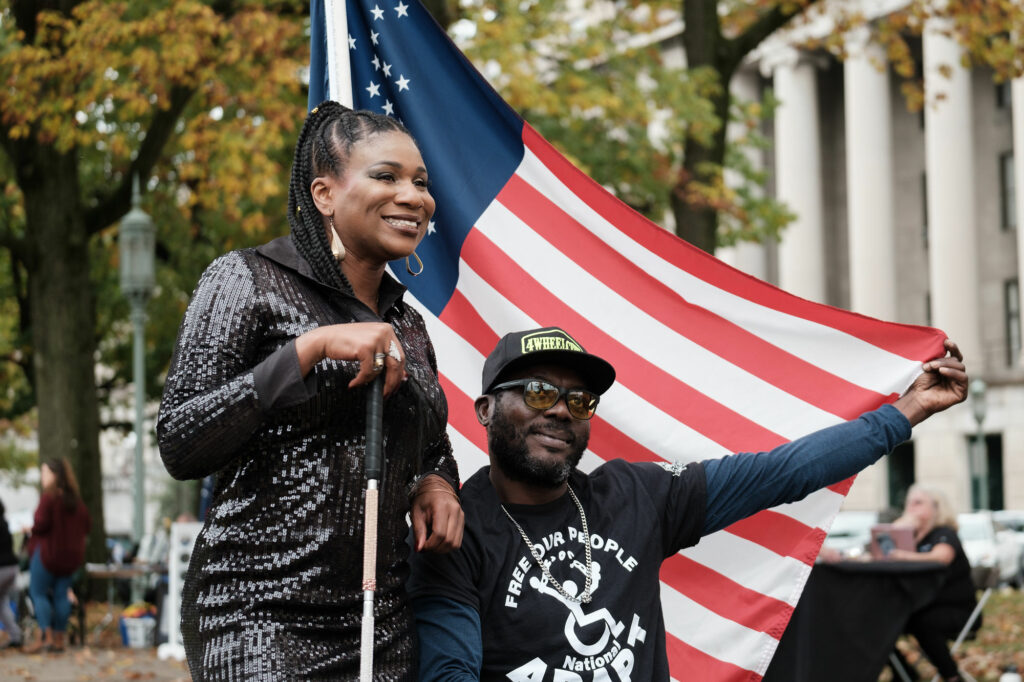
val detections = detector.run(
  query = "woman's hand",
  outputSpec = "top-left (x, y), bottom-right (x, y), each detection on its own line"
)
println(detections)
top-left (295, 322), bottom-right (407, 396)
top-left (410, 475), bottom-right (464, 553)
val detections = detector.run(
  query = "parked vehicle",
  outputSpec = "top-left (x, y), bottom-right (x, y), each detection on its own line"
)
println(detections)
top-left (823, 510), bottom-right (879, 558)
top-left (957, 511), bottom-right (1024, 588)
top-left (993, 510), bottom-right (1024, 587)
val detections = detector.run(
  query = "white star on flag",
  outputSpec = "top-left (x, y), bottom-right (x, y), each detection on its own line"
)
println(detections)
top-left (366, 81), bottom-right (381, 97)
top-left (395, 74), bottom-right (410, 91)
top-left (370, 4), bottom-right (384, 20)
top-left (348, 34), bottom-right (356, 49)
top-left (427, 220), bottom-right (436, 235)
top-left (395, 1), bottom-right (409, 17)
top-left (382, 100), bottom-right (394, 115)
top-left (382, 62), bottom-right (392, 77)
top-left (372, 55), bottom-right (380, 70)
top-left (370, 30), bottom-right (379, 45)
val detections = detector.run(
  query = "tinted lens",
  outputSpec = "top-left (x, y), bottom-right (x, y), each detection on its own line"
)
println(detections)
top-left (565, 390), bottom-right (598, 420)
top-left (523, 381), bottom-right (560, 410)
top-left (506, 380), bottom-right (598, 420)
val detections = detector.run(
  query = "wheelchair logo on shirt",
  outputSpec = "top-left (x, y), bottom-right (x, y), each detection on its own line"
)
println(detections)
top-left (504, 531), bottom-right (647, 681)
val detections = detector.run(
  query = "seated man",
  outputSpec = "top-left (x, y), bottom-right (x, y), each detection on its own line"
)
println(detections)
top-left (408, 326), bottom-right (968, 681)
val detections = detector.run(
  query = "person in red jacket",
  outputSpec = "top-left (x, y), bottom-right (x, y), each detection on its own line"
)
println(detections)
top-left (23, 458), bottom-right (90, 653)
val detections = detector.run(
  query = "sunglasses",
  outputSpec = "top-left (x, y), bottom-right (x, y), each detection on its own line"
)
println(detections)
top-left (490, 379), bottom-right (600, 421)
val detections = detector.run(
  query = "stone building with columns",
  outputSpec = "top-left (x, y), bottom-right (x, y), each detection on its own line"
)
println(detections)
top-left (660, 13), bottom-right (1024, 515)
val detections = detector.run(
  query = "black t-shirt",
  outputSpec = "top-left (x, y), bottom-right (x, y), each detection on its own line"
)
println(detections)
top-left (407, 459), bottom-right (707, 681)
top-left (917, 525), bottom-right (976, 610)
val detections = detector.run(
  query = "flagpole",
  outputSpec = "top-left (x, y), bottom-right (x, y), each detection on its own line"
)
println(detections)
top-left (325, 0), bottom-right (354, 107)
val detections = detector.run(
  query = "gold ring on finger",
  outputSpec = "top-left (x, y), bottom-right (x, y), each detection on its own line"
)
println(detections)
top-left (372, 353), bottom-right (386, 372)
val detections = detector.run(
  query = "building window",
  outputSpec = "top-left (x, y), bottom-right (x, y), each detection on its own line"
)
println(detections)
top-left (1000, 151), bottom-right (1016, 230)
top-left (987, 434), bottom-right (1004, 511)
top-left (1007, 279), bottom-right (1021, 366)
top-left (996, 81), bottom-right (1011, 109)
top-left (887, 442), bottom-right (915, 511)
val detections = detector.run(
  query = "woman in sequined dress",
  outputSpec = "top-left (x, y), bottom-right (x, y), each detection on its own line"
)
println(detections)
top-left (157, 102), bottom-right (463, 680)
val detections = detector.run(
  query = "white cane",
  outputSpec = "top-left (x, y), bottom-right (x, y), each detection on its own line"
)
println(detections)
top-left (360, 371), bottom-right (385, 682)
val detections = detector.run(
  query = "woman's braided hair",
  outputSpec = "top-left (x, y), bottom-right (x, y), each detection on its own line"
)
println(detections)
top-left (287, 101), bottom-right (416, 291)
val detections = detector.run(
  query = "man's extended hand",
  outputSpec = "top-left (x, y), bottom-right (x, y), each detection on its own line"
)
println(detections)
top-left (892, 338), bottom-right (968, 427)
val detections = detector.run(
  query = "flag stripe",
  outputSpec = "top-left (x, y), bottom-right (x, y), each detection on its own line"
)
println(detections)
top-left (680, 532), bottom-right (810, 606)
top-left (496, 173), bottom-right (890, 420)
top-left (660, 581), bottom-right (773, 678)
top-left (587, 415), bottom-right (667, 465)
top-left (438, 374), bottom-right (488, 454)
top-left (660, 554), bottom-right (793, 639)
top-left (438, 288), bottom-right (500, 364)
top-left (521, 126), bottom-right (945, 361)
top-left (665, 632), bottom-right (762, 682)
top-left (726, 512), bottom-right (827, 566)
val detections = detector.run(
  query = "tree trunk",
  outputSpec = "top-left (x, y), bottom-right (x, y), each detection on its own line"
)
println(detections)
top-left (673, 74), bottom-right (731, 255)
top-left (673, 0), bottom-right (733, 255)
top-left (21, 144), bottom-right (107, 564)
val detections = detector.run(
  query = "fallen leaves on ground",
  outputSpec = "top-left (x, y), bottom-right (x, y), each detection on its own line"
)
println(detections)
top-left (884, 587), bottom-right (1024, 681)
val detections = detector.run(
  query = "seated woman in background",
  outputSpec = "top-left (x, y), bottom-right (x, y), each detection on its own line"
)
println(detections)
top-left (888, 483), bottom-right (978, 682)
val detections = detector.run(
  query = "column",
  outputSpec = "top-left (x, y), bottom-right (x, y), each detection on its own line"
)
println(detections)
top-left (770, 48), bottom-right (827, 302)
top-left (841, 35), bottom-right (895, 510)
top-left (922, 19), bottom-right (979, 509)
top-left (1013, 76), bottom-right (1024, 366)
top-left (923, 20), bottom-right (982, 363)
top-left (844, 30), bottom-right (897, 322)
top-left (719, 69), bottom-right (769, 280)
top-left (842, 36), bottom-right (895, 511)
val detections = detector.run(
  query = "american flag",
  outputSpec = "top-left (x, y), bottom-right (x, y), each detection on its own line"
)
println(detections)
top-left (309, 1), bottom-right (946, 678)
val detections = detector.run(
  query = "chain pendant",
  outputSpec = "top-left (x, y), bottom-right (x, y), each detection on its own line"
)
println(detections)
top-left (501, 485), bottom-right (593, 604)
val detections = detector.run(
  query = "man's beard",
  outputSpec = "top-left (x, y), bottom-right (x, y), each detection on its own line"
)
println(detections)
top-left (488, 401), bottom-right (588, 488)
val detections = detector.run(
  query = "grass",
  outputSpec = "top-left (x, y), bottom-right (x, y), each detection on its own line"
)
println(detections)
top-left (881, 587), bottom-right (1024, 681)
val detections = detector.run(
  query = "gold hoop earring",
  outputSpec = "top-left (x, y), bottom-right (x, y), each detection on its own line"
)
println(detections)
top-left (406, 250), bottom-right (424, 277)
top-left (328, 216), bottom-right (346, 262)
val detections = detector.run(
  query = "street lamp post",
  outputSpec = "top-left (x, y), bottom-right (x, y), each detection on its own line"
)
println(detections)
top-left (969, 378), bottom-right (988, 510)
top-left (119, 176), bottom-right (156, 546)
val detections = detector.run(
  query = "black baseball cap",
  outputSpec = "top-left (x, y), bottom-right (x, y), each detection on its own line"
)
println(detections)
top-left (481, 327), bottom-right (616, 395)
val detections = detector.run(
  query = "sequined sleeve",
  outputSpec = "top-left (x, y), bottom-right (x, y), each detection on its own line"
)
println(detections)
top-left (157, 251), bottom-right (272, 480)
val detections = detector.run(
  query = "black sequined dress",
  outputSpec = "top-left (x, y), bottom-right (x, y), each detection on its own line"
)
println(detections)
top-left (157, 235), bottom-right (458, 681)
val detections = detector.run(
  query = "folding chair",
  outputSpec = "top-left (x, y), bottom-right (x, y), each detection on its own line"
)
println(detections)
top-left (888, 587), bottom-right (992, 682)
top-left (926, 587), bottom-right (993, 682)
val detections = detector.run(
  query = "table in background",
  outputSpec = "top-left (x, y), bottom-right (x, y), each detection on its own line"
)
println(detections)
top-left (763, 559), bottom-right (946, 682)
top-left (85, 562), bottom-right (164, 644)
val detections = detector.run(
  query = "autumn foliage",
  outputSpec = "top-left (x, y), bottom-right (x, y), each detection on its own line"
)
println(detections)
top-left (0, 0), bottom-right (309, 557)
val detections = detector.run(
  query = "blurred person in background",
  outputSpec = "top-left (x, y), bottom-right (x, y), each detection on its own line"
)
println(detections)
top-left (23, 458), bottom-right (90, 654)
top-left (0, 497), bottom-right (22, 649)
top-left (888, 483), bottom-right (977, 682)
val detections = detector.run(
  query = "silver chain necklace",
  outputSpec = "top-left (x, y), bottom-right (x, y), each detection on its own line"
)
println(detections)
top-left (500, 485), bottom-right (593, 604)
